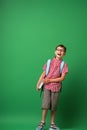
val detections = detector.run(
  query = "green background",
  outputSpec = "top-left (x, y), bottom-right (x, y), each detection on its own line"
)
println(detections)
top-left (0, 0), bottom-right (87, 130)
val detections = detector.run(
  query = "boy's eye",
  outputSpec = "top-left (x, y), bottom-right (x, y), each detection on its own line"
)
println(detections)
top-left (56, 49), bottom-right (64, 52)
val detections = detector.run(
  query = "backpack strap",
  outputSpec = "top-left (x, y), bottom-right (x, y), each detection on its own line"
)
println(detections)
top-left (40, 59), bottom-right (51, 97)
top-left (46, 59), bottom-right (51, 75)
top-left (46, 59), bottom-right (64, 75)
top-left (60, 61), bottom-right (65, 74)
top-left (59, 60), bottom-right (65, 92)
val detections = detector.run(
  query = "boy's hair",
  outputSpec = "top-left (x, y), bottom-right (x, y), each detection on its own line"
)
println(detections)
top-left (55, 44), bottom-right (66, 52)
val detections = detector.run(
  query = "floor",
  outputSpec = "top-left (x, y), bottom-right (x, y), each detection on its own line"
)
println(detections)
top-left (0, 115), bottom-right (86, 130)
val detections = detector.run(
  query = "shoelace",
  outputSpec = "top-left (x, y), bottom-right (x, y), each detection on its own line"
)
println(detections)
top-left (38, 121), bottom-right (45, 128)
top-left (50, 124), bottom-right (58, 129)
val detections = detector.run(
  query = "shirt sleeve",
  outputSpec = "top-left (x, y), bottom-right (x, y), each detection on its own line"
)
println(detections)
top-left (62, 63), bottom-right (68, 74)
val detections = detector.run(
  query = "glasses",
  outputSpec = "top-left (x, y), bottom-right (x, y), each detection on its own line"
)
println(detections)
top-left (56, 49), bottom-right (64, 52)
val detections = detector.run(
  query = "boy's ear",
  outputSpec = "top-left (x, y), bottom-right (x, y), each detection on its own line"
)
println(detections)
top-left (54, 50), bottom-right (56, 55)
top-left (64, 52), bottom-right (66, 55)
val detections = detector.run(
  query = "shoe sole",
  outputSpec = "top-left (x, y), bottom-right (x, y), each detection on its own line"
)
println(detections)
top-left (36, 126), bottom-right (45, 130)
top-left (49, 127), bottom-right (60, 130)
top-left (36, 128), bottom-right (42, 130)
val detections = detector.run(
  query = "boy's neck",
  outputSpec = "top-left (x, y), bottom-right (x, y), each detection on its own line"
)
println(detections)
top-left (55, 57), bottom-right (62, 61)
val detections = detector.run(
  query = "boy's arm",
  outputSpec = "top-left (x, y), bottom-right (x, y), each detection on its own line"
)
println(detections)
top-left (43, 73), bottom-right (67, 84)
top-left (36, 71), bottom-right (46, 91)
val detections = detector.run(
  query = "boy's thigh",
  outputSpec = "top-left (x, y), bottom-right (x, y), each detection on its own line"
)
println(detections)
top-left (42, 89), bottom-right (59, 110)
top-left (42, 89), bottom-right (51, 109)
top-left (51, 92), bottom-right (59, 111)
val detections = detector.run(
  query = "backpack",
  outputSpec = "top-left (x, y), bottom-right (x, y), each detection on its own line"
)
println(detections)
top-left (39, 59), bottom-right (65, 96)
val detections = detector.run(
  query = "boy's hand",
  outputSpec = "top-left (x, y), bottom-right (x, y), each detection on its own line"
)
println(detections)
top-left (36, 85), bottom-right (40, 91)
top-left (43, 78), bottom-right (50, 84)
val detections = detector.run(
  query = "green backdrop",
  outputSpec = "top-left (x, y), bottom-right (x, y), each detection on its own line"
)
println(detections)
top-left (0, 0), bottom-right (87, 130)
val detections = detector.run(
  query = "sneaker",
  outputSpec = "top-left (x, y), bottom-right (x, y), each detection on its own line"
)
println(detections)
top-left (36, 121), bottom-right (45, 130)
top-left (49, 123), bottom-right (60, 130)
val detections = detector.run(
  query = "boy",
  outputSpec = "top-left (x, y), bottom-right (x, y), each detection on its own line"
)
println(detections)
top-left (36, 44), bottom-right (68, 130)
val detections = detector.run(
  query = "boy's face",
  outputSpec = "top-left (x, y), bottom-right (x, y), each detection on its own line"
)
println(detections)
top-left (55, 46), bottom-right (66, 60)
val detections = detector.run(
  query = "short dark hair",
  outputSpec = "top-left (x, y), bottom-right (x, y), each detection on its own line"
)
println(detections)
top-left (55, 44), bottom-right (66, 52)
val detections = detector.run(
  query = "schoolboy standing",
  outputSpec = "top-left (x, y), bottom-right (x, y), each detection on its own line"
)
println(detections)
top-left (36, 44), bottom-right (68, 130)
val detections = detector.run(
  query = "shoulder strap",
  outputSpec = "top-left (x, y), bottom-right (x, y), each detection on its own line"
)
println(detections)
top-left (40, 59), bottom-right (51, 97)
top-left (46, 59), bottom-right (51, 75)
top-left (60, 61), bottom-right (65, 74)
top-left (46, 59), bottom-right (64, 75)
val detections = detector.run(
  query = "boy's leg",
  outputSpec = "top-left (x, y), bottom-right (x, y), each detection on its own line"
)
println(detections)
top-left (36, 109), bottom-right (48, 130)
top-left (50, 91), bottom-right (59, 123)
top-left (36, 88), bottom-right (50, 130)
top-left (50, 111), bottom-right (59, 130)
top-left (49, 92), bottom-right (60, 130)
top-left (41, 89), bottom-right (51, 122)
top-left (41, 109), bottom-right (48, 123)
top-left (50, 110), bottom-right (56, 124)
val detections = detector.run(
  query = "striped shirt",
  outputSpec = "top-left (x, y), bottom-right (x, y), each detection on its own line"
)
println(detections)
top-left (43, 58), bottom-right (68, 92)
